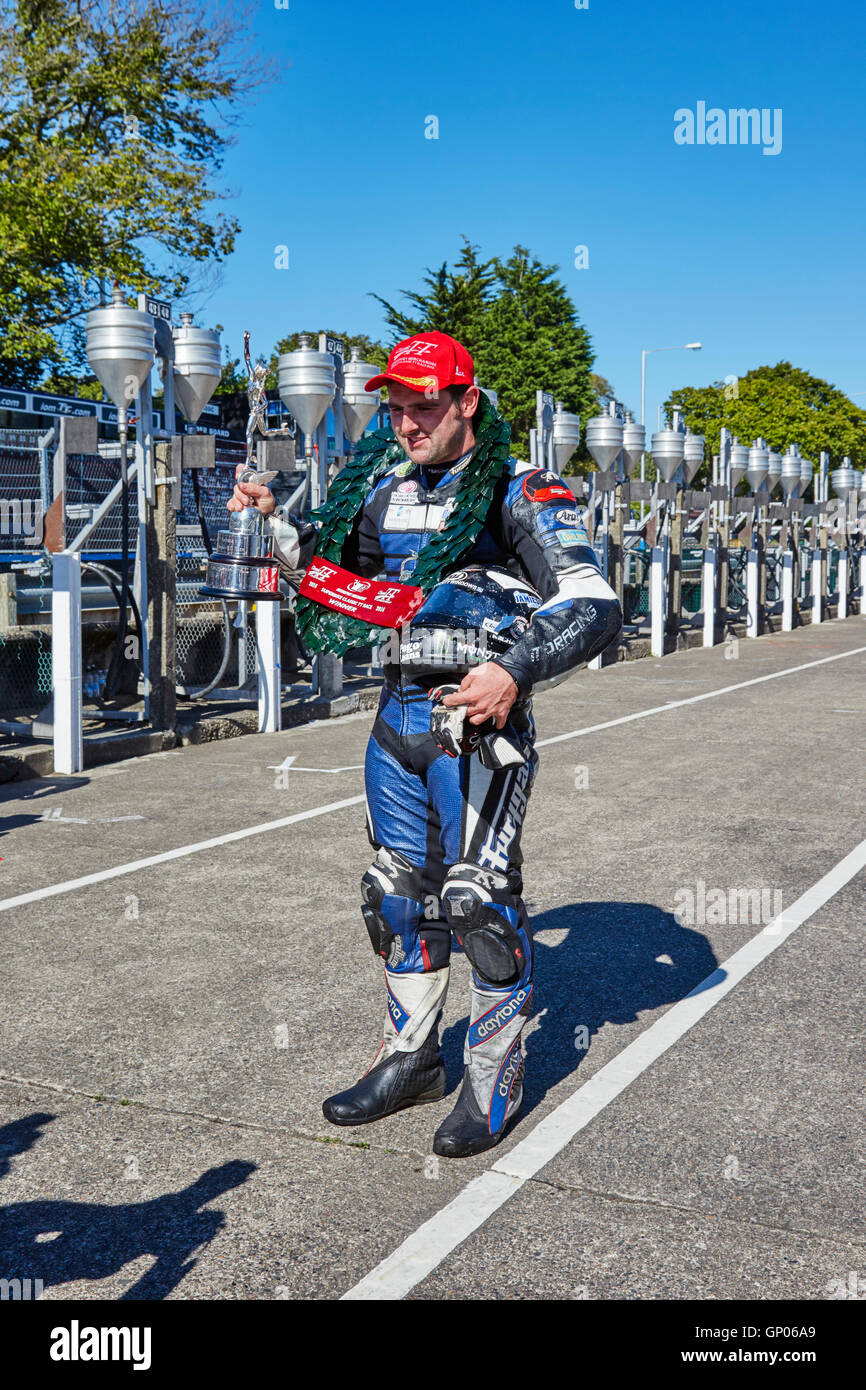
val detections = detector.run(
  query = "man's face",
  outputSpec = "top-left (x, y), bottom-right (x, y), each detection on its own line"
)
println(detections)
top-left (386, 382), bottom-right (478, 468)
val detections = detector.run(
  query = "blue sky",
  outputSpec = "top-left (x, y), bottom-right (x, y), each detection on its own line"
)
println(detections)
top-left (196, 0), bottom-right (866, 429)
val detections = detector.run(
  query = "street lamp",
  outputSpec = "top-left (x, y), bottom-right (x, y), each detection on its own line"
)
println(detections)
top-left (640, 342), bottom-right (702, 483)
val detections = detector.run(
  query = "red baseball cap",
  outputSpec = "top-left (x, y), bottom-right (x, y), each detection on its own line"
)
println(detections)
top-left (364, 331), bottom-right (474, 395)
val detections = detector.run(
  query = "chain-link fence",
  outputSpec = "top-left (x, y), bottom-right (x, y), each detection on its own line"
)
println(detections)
top-left (681, 543), bottom-right (704, 614)
top-left (0, 433), bottom-right (253, 727)
top-left (64, 450), bottom-right (138, 555)
top-left (0, 437), bottom-right (51, 721)
top-left (0, 440), bottom-right (46, 559)
top-left (623, 547), bottom-right (650, 622)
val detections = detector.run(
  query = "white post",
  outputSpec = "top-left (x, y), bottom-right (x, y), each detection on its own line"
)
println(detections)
top-left (746, 549), bottom-right (759, 638)
top-left (860, 552), bottom-right (866, 616)
top-left (256, 600), bottom-right (281, 733)
top-left (811, 549), bottom-right (823, 625)
top-left (52, 551), bottom-right (83, 774)
top-left (702, 544), bottom-right (717, 647)
top-left (650, 546), bottom-right (665, 656)
top-left (838, 551), bottom-right (849, 619)
top-left (781, 551), bottom-right (794, 631)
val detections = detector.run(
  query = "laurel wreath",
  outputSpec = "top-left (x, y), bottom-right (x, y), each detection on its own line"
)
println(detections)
top-left (294, 391), bottom-right (512, 657)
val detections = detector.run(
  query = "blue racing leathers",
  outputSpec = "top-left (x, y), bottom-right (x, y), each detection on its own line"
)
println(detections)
top-left (273, 450), bottom-right (621, 1138)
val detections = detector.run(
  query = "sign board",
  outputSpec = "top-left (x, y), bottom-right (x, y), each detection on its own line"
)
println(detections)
top-left (142, 294), bottom-right (172, 324)
top-left (325, 335), bottom-right (345, 358)
top-left (32, 393), bottom-right (97, 418)
top-left (62, 415), bottom-right (99, 455)
top-left (175, 433), bottom-right (216, 469)
top-left (0, 384), bottom-right (219, 431)
top-left (537, 389), bottom-right (555, 430)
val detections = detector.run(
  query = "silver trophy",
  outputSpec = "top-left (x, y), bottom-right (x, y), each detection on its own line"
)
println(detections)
top-left (201, 331), bottom-right (287, 601)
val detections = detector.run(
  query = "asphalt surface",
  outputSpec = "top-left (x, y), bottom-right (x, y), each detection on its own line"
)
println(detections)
top-left (0, 616), bottom-right (864, 1301)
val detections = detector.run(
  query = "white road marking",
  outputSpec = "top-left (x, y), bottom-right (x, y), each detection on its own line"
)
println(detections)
top-left (535, 645), bottom-right (866, 748)
top-left (266, 755), bottom-right (364, 774)
top-left (342, 834), bottom-right (866, 1300)
top-left (2, 644), bottom-right (864, 913)
top-left (38, 809), bottom-right (144, 825)
top-left (0, 797), bottom-right (364, 914)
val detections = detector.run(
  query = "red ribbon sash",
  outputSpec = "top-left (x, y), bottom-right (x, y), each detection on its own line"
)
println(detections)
top-left (298, 560), bottom-right (425, 628)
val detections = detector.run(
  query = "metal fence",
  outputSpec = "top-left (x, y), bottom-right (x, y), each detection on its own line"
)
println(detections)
top-left (0, 435), bottom-right (252, 723)
top-left (65, 450), bottom-right (138, 555)
top-left (681, 543), bottom-right (704, 614)
top-left (0, 441), bottom-right (45, 558)
top-left (0, 436), bottom-right (52, 712)
top-left (624, 547), bottom-right (650, 622)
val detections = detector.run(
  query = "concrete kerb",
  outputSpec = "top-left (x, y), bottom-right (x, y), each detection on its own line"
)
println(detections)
top-left (0, 683), bottom-right (383, 783)
top-left (0, 602), bottom-right (848, 782)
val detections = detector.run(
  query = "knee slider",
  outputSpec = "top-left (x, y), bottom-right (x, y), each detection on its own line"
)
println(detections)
top-left (442, 865), bottom-right (526, 987)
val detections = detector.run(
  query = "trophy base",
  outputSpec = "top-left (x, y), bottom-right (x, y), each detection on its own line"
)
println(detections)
top-left (200, 553), bottom-right (283, 602)
top-left (199, 586), bottom-right (282, 602)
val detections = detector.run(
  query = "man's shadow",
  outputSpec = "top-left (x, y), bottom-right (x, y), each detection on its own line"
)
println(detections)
top-left (0, 1114), bottom-right (256, 1299)
top-left (0, 775), bottom-right (90, 840)
top-left (441, 901), bottom-right (721, 1114)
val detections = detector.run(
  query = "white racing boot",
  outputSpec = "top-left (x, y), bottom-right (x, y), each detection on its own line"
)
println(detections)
top-left (432, 979), bottom-right (531, 1157)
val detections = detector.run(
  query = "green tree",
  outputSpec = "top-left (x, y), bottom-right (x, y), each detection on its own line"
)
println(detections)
top-left (666, 363), bottom-right (866, 467)
top-left (476, 246), bottom-right (596, 457)
top-left (370, 239), bottom-right (597, 457)
top-left (37, 371), bottom-right (105, 400)
top-left (372, 238), bottom-right (497, 354)
top-left (0, 0), bottom-right (268, 384)
top-left (590, 372), bottom-right (616, 403)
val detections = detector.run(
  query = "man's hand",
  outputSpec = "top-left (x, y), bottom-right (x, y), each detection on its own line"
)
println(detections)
top-left (227, 463), bottom-right (276, 516)
top-left (441, 662), bottom-right (519, 728)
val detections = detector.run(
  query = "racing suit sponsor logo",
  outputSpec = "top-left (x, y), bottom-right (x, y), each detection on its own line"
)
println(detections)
top-left (438, 496), bottom-right (457, 530)
top-left (536, 507), bottom-right (589, 547)
top-left (384, 503), bottom-right (422, 529)
top-left (537, 507), bottom-right (579, 531)
top-left (489, 1043), bottom-right (523, 1131)
top-left (529, 604), bottom-right (598, 663)
top-left (522, 470), bottom-right (575, 503)
top-left (396, 480), bottom-right (419, 496)
top-left (497, 1044), bottom-right (522, 1099)
top-left (387, 986), bottom-right (409, 1030)
top-left (387, 937), bottom-right (407, 968)
top-left (471, 986), bottom-right (531, 1044)
top-left (478, 759), bottom-right (532, 872)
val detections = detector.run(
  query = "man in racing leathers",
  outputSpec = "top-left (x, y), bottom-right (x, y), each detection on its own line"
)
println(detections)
top-left (228, 331), bottom-right (621, 1158)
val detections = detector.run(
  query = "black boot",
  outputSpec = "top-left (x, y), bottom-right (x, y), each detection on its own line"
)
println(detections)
top-left (323, 966), bottom-right (449, 1127)
top-left (432, 1054), bottom-right (524, 1157)
top-left (323, 1021), bottom-right (446, 1126)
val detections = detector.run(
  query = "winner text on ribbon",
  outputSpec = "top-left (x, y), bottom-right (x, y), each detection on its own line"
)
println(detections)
top-left (298, 560), bottom-right (425, 628)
